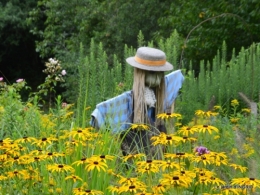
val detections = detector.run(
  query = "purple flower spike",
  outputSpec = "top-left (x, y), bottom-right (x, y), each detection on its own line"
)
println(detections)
top-left (195, 146), bottom-right (210, 155)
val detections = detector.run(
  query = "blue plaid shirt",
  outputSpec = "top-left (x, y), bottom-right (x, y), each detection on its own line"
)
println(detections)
top-left (90, 70), bottom-right (184, 133)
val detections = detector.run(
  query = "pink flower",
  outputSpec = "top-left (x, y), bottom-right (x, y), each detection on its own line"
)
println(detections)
top-left (0, 77), bottom-right (3, 82)
top-left (61, 70), bottom-right (66, 76)
top-left (16, 79), bottom-right (24, 83)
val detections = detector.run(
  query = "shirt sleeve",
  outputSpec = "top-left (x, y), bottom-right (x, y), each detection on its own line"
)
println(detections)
top-left (164, 70), bottom-right (185, 111)
top-left (90, 91), bottom-right (133, 133)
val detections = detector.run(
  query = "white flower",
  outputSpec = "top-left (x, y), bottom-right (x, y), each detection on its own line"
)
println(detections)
top-left (61, 70), bottom-right (66, 76)
top-left (0, 77), bottom-right (3, 81)
top-left (49, 58), bottom-right (58, 65)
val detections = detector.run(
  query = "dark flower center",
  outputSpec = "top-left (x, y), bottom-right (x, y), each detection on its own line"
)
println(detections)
top-left (48, 152), bottom-right (53, 156)
top-left (81, 158), bottom-right (87, 161)
top-left (77, 130), bottom-right (82, 133)
top-left (94, 161), bottom-right (98, 165)
top-left (166, 113), bottom-right (171, 115)
top-left (100, 155), bottom-right (105, 158)
top-left (85, 190), bottom-right (91, 192)
top-left (146, 160), bottom-right (152, 163)
top-left (129, 185), bottom-right (136, 189)
top-left (172, 176), bottom-right (179, 180)
top-left (58, 164), bottom-right (64, 168)
top-left (166, 136), bottom-right (172, 140)
top-left (42, 138), bottom-right (47, 141)
top-left (14, 156), bottom-right (19, 160)
top-left (250, 178), bottom-right (255, 180)
top-left (176, 152), bottom-right (185, 155)
top-left (203, 125), bottom-right (208, 127)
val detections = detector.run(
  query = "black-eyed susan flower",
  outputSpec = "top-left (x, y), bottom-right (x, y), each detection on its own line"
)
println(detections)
top-left (122, 153), bottom-right (145, 162)
top-left (209, 151), bottom-right (228, 166)
top-left (66, 128), bottom-right (92, 140)
top-left (72, 157), bottom-right (88, 166)
top-left (229, 163), bottom-right (248, 173)
top-left (164, 152), bottom-right (193, 161)
top-left (73, 188), bottom-right (104, 195)
top-left (177, 126), bottom-right (198, 136)
top-left (193, 168), bottom-right (215, 178)
top-left (118, 177), bottom-right (145, 187)
top-left (192, 154), bottom-right (212, 166)
top-left (160, 174), bottom-right (192, 188)
top-left (47, 163), bottom-right (75, 173)
top-left (231, 177), bottom-right (260, 189)
top-left (159, 160), bottom-right (180, 171)
top-left (174, 169), bottom-right (196, 179)
top-left (151, 133), bottom-right (182, 146)
top-left (152, 184), bottom-right (167, 194)
top-left (179, 136), bottom-right (197, 143)
top-left (14, 136), bottom-right (37, 144)
top-left (32, 137), bottom-right (58, 148)
top-left (43, 151), bottom-right (65, 160)
top-left (91, 154), bottom-right (114, 163)
top-left (130, 124), bottom-right (150, 131)
top-left (220, 188), bottom-right (241, 195)
top-left (118, 183), bottom-right (147, 194)
top-left (209, 176), bottom-right (226, 186)
top-left (6, 169), bottom-right (29, 179)
top-left (85, 157), bottom-right (108, 172)
top-left (157, 112), bottom-right (182, 120)
top-left (65, 174), bottom-right (83, 183)
top-left (107, 185), bottom-right (120, 193)
top-left (195, 124), bottom-right (219, 134)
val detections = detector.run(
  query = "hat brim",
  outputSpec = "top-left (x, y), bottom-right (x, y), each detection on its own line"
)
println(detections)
top-left (126, 57), bottom-right (173, 71)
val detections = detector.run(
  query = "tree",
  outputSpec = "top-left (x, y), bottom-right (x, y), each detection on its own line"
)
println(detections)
top-left (155, 0), bottom-right (260, 70)
top-left (0, 0), bottom-right (44, 90)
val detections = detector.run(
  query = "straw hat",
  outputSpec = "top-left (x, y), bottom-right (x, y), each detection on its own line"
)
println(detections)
top-left (126, 47), bottom-right (173, 71)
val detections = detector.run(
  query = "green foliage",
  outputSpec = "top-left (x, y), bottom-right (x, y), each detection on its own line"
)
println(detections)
top-left (157, 0), bottom-right (260, 70)
top-left (178, 42), bottom-right (260, 122)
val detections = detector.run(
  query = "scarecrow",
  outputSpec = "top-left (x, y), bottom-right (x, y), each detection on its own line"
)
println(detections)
top-left (91, 47), bottom-right (184, 158)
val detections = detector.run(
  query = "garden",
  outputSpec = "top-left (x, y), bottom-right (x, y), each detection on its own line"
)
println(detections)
top-left (1, 33), bottom-right (260, 195)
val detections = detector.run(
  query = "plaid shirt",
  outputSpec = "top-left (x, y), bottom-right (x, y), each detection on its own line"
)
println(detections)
top-left (90, 70), bottom-right (184, 133)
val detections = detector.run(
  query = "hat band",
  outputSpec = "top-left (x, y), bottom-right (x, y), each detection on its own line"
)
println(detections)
top-left (135, 56), bottom-right (166, 66)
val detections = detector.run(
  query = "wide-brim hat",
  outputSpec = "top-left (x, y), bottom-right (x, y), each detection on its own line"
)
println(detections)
top-left (126, 47), bottom-right (173, 71)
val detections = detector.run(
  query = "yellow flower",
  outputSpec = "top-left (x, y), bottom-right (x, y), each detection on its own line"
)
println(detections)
top-left (195, 110), bottom-right (218, 117)
top-left (47, 163), bottom-right (75, 173)
top-left (231, 99), bottom-right (239, 107)
top-left (14, 136), bottom-right (37, 144)
top-left (160, 174), bottom-right (192, 188)
top-left (66, 128), bottom-right (93, 141)
top-left (164, 152), bottom-right (193, 160)
top-left (130, 124), bottom-right (150, 131)
top-left (118, 184), bottom-right (147, 194)
top-left (32, 137), bottom-right (58, 148)
top-left (156, 112), bottom-right (182, 120)
top-left (229, 163), bottom-right (248, 173)
top-left (151, 133), bottom-right (182, 146)
top-left (241, 108), bottom-right (251, 113)
top-left (6, 169), bottom-right (29, 179)
top-left (85, 157), bottom-right (108, 172)
top-left (152, 184), bottom-right (167, 194)
top-left (192, 154), bottom-right (212, 166)
top-left (195, 124), bottom-right (219, 134)
top-left (65, 175), bottom-right (83, 183)
top-left (159, 160), bottom-right (180, 171)
top-left (231, 177), bottom-right (260, 189)
top-left (136, 160), bottom-right (160, 174)
top-left (177, 126), bottom-right (198, 136)
top-left (230, 117), bottom-right (240, 124)
top-left (73, 188), bottom-right (104, 195)
top-left (122, 153), bottom-right (145, 162)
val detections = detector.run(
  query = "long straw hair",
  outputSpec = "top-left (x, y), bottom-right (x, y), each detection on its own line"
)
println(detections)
top-left (132, 68), bottom-right (165, 125)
